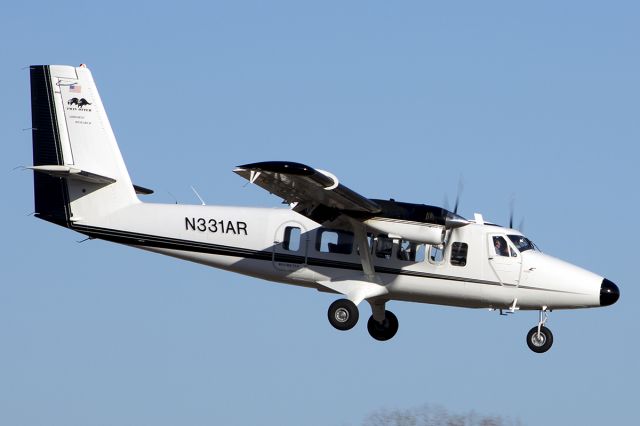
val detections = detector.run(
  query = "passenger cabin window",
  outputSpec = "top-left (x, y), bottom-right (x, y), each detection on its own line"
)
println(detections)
top-left (282, 226), bottom-right (301, 252)
top-left (357, 233), bottom-right (375, 255)
top-left (316, 229), bottom-right (354, 254)
top-left (397, 240), bottom-right (426, 262)
top-left (493, 236), bottom-right (516, 257)
top-left (450, 242), bottom-right (468, 266)
top-left (375, 237), bottom-right (394, 259)
top-left (429, 245), bottom-right (444, 263)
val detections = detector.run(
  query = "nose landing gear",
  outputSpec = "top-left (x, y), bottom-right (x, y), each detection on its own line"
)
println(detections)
top-left (526, 307), bottom-right (554, 353)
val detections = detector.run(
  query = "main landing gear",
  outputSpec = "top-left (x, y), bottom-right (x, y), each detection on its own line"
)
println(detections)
top-left (367, 310), bottom-right (398, 341)
top-left (327, 299), bottom-right (399, 341)
top-left (327, 299), bottom-right (359, 331)
top-left (526, 307), bottom-right (554, 353)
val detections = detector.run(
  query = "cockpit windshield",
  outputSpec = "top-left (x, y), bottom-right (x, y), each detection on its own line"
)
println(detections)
top-left (507, 235), bottom-right (538, 252)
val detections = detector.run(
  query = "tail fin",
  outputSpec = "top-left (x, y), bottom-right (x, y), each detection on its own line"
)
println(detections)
top-left (30, 64), bottom-right (138, 226)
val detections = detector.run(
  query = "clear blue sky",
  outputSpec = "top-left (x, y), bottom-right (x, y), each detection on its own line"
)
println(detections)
top-left (2, 1), bottom-right (638, 425)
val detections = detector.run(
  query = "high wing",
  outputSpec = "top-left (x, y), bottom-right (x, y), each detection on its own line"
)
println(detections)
top-left (234, 161), bottom-right (381, 223)
top-left (235, 161), bottom-right (468, 248)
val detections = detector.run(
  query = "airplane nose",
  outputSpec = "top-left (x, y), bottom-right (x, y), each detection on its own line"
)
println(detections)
top-left (600, 278), bottom-right (620, 306)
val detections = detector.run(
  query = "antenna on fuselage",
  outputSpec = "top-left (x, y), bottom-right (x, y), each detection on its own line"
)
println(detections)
top-left (166, 191), bottom-right (179, 204)
top-left (191, 186), bottom-right (206, 206)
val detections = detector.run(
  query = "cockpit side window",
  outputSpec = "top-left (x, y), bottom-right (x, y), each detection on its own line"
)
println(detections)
top-left (492, 236), bottom-right (516, 257)
top-left (508, 235), bottom-right (536, 252)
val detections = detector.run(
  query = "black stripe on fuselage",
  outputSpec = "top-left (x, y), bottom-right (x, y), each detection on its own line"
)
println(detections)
top-left (71, 224), bottom-right (503, 287)
top-left (73, 224), bottom-right (273, 261)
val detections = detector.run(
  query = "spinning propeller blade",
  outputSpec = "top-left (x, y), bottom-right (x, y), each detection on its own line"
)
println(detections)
top-left (442, 176), bottom-right (468, 247)
top-left (453, 177), bottom-right (464, 215)
top-left (508, 194), bottom-right (525, 232)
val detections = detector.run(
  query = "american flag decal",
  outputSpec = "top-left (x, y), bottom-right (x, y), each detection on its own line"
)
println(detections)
top-left (69, 84), bottom-right (81, 93)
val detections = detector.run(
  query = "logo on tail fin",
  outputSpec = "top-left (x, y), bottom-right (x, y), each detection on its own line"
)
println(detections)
top-left (67, 98), bottom-right (92, 108)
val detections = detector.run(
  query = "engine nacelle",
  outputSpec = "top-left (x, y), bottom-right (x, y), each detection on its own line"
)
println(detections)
top-left (364, 218), bottom-right (446, 245)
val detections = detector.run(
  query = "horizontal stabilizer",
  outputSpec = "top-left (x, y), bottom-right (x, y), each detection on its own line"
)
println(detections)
top-left (29, 165), bottom-right (116, 184)
top-left (133, 184), bottom-right (154, 195)
top-left (29, 165), bottom-right (153, 195)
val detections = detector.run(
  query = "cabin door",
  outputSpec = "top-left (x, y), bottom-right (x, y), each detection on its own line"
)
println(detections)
top-left (487, 234), bottom-right (522, 286)
top-left (272, 221), bottom-right (308, 272)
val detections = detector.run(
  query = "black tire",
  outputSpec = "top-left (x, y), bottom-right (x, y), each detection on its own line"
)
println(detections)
top-left (328, 299), bottom-right (359, 331)
top-left (367, 310), bottom-right (399, 341)
top-left (526, 326), bottom-right (554, 353)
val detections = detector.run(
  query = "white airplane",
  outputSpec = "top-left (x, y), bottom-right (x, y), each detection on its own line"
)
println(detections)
top-left (27, 64), bottom-right (620, 353)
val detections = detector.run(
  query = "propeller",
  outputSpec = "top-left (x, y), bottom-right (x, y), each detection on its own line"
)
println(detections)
top-left (509, 194), bottom-right (515, 229)
top-left (509, 194), bottom-right (525, 232)
top-left (443, 176), bottom-right (464, 214)
top-left (453, 176), bottom-right (464, 215)
top-left (443, 176), bottom-right (468, 246)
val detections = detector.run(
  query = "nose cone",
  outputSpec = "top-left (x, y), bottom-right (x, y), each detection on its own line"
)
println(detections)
top-left (600, 279), bottom-right (620, 306)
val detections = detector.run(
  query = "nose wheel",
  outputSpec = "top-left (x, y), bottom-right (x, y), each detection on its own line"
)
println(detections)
top-left (527, 326), bottom-right (553, 353)
top-left (526, 308), bottom-right (554, 353)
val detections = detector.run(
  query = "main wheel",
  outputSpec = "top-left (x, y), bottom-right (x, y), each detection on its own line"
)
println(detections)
top-left (526, 326), bottom-right (554, 353)
top-left (367, 310), bottom-right (399, 341)
top-left (328, 299), bottom-right (359, 331)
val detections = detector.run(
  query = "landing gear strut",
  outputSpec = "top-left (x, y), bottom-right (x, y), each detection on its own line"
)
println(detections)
top-left (526, 307), bottom-right (554, 353)
top-left (327, 299), bottom-right (359, 331)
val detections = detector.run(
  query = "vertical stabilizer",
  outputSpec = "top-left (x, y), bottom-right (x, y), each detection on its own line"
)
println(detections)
top-left (30, 65), bottom-right (138, 226)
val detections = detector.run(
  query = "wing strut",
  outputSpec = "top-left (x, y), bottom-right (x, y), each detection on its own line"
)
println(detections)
top-left (315, 219), bottom-right (388, 305)
top-left (349, 218), bottom-right (377, 282)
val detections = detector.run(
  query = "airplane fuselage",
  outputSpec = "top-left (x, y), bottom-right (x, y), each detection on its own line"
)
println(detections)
top-left (71, 202), bottom-right (603, 311)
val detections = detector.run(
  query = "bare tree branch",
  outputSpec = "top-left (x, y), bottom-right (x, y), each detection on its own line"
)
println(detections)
top-left (361, 403), bottom-right (523, 426)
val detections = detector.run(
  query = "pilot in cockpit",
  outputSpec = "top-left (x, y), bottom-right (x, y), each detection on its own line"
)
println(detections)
top-left (493, 236), bottom-right (510, 257)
